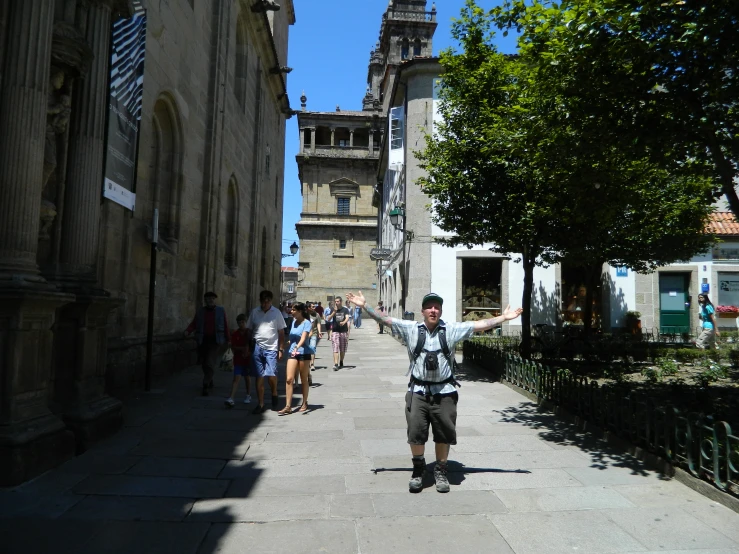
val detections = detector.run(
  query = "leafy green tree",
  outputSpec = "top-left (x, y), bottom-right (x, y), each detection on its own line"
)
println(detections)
top-left (492, 0), bottom-right (739, 217)
top-left (418, 0), bottom-right (715, 355)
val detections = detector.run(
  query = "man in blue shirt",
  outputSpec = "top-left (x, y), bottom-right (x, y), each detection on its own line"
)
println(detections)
top-left (347, 290), bottom-right (523, 493)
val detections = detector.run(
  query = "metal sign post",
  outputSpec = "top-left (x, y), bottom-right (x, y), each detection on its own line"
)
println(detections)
top-left (145, 209), bottom-right (158, 391)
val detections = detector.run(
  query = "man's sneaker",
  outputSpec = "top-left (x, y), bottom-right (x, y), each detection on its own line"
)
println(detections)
top-left (224, 398), bottom-right (235, 408)
top-left (333, 364), bottom-right (339, 371)
top-left (271, 395), bottom-right (279, 410)
top-left (252, 405), bottom-right (265, 414)
top-left (434, 462), bottom-right (450, 493)
top-left (409, 457), bottom-right (425, 493)
top-left (202, 385), bottom-right (209, 397)
top-left (243, 395), bottom-right (252, 404)
top-left (339, 361), bottom-right (344, 369)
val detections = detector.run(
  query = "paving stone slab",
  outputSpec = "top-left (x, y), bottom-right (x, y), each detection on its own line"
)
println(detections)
top-left (330, 493), bottom-right (375, 518)
top-left (495, 485), bottom-right (636, 512)
top-left (129, 438), bottom-right (249, 460)
top-left (371, 490), bottom-right (506, 517)
top-left (454, 468), bottom-right (583, 491)
top-left (188, 494), bottom-right (330, 522)
top-left (76, 520), bottom-right (210, 554)
top-left (605, 506), bottom-right (739, 551)
top-left (564, 465), bottom-right (667, 486)
top-left (73, 474), bottom-right (229, 498)
top-left (227, 474), bottom-right (347, 497)
top-left (127, 456), bottom-right (227, 478)
top-left (360, 438), bottom-right (414, 457)
top-left (197, 519), bottom-right (358, 553)
top-left (611, 481), bottom-right (716, 508)
top-left (57, 454), bottom-right (142, 475)
top-left (0, 518), bottom-right (101, 554)
top-left (490, 510), bottom-right (648, 554)
top-left (687, 502), bottom-right (739, 544)
top-left (446, 449), bottom-right (594, 470)
top-left (357, 514), bottom-right (514, 554)
top-left (244, 440), bottom-right (362, 460)
top-left (220, 458), bottom-right (373, 478)
top-left (262, 429), bottom-right (346, 443)
top-left (452, 435), bottom-right (556, 453)
top-left (61, 495), bottom-right (194, 521)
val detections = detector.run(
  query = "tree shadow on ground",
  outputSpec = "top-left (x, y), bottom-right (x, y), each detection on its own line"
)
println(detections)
top-left (493, 401), bottom-right (669, 478)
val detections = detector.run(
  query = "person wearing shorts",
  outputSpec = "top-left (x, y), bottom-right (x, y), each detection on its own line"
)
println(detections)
top-left (329, 296), bottom-right (351, 370)
top-left (225, 314), bottom-right (252, 408)
top-left (347, 290), bottom-right (523, 494)
top-left (323, 304), bottom-right (333, 340)
top-left (308, 303), bottom-right (323, 372)
top-left (246, 290), bottom-right (285, 414)
top-left (279, 303), bottom-right (313, 415)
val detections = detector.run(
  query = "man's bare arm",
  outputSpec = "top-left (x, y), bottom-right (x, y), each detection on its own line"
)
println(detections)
top-left (472, 306), bottom-right (523, 331)
top-left (364, 305), bottom-right (394, 327)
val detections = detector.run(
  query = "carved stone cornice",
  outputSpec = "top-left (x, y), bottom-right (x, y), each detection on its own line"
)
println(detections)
top-left (51, 21), bottom-right (93, 77)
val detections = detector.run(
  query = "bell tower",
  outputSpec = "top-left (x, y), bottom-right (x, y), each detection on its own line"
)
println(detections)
top-left (366, 1), bottom-right (437, 110)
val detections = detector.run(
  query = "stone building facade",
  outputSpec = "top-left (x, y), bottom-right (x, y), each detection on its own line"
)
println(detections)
top-left (0, 0), bottom-right (294, 485)
top-left (294, 100), bottom-right (384, 306)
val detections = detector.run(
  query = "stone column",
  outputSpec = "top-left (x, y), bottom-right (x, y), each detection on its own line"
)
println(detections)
top-left (59, 0), bottom-right (113, 280)
top-left (330, 128), bottom-right (335, 147)
top-left (310, 127), bottom-right (316, 153)
top-left (53, 1), bottom-right (123, 451)
top-left (369, 131), bottom-right (374, 155)
top-left (349, 129), bottom-right (354, 147)
top-left (299, 127), bottom-right (305, 153)
top-left (0, 0), bottom-right (55, 283)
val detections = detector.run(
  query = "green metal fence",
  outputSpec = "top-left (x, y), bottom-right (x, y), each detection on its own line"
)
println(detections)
top-left (463, 340), bottom-right (739, 499)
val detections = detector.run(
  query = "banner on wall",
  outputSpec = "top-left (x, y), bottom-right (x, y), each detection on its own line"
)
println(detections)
top-left (102, 2), bottom-right (146, 211)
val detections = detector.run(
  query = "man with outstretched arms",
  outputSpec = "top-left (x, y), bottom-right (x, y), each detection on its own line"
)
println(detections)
top-left (346, 290), bottom-right (523, 494)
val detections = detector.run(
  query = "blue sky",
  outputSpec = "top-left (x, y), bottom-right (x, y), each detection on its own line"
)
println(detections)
top-left (280, 0), bottom-right (517, 263)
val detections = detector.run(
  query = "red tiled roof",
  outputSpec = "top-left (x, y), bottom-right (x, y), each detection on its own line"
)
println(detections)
top-left (281, 267), bottom-right (299, 271)
top-left (708, 212), bottom-right (739, 235)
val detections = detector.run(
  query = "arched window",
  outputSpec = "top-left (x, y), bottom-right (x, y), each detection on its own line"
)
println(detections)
top-left (235, 16), bottom-right (248, 110)
top-left (413, 38), bottom-right (422, 57)
top-left (401, 38), bottom-right (409, 60)
top-left (225, 176), bottom-right (238, 272)
top-left (260, 226), bottom-right (267, 285)
top-left (152, 95), bottom-right (182, 244)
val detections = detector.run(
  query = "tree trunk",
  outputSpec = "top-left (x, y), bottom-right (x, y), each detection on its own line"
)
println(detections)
top-left (582, 262), bottom-right (602, 342)
top-left (520, 255), bottom-right (535, 359)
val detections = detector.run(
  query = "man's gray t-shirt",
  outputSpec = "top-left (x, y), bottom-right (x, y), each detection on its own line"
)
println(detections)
top-left (391, 319), bottom-right (475, 395)
top-left (332, 307), bottom-right (351, 333)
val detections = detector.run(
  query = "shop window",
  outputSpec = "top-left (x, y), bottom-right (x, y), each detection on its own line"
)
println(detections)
top-left (717, 272), bottom-right (739, 312)
top-left (561, 264), bottom-right (602, 329)
top-left (462, 258), bottom-right (502, 324)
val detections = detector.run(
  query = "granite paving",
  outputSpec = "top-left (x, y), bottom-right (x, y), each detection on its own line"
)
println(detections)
top-left (2, 324), bottom-right (738, 553)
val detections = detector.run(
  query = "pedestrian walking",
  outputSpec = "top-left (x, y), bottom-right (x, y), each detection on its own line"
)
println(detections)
top-left (279, 302), bottom-right (313, 415)
top-left (346, 290), bottom-right (523, 493)
top-left (323, 303), bottom-right (333, 340)
top-left (308, 303), bottom-right (323, 372)
top-left (329, 296), bottom-right (351, 370)
top-left (353, 301), bottom-right (362, 329)
top-left (225, 314), bottom-right (252, 407)
top-left (246, 290), bottom-right (286, 413)
top-left (376, 300), bottom-right (387, 334)
top-left (697, 293), bottom-right (720, 349)
top-left (184, 291), bottom-right (230, 396)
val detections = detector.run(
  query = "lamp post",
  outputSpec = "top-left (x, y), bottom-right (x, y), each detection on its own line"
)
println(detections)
top-left (280, 241), bottom-right (299, 303)
top-left (389, 206), bottom-right (408, 315)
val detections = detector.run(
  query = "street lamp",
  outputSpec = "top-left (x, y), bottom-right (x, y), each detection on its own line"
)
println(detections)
top-left (389, 207), bottom-right (404, 229)
top-left (282, 241), bottom-right (299, 259)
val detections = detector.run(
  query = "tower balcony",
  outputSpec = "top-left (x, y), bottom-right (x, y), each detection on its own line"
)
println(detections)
top-left (387, 9), bottom-right (436, 22)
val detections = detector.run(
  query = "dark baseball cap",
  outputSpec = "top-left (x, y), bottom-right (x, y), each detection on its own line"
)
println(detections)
top-left (422, 292), bottom-right (443, 308)
top-left (204, 291), bottom-right (217, 298)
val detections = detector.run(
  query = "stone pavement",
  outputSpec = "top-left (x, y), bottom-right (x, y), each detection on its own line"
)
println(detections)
top-left (2, 324), bottom-right (739, 554)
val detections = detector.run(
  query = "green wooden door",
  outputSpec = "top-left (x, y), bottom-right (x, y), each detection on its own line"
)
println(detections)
top-left (659, 273), bottom-right (690, 333)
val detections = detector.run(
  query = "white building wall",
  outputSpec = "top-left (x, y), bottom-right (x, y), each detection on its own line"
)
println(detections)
top-left (508, 260), bottom-right (558, 326)
top-left (606, 265), bottom-right (637, 328)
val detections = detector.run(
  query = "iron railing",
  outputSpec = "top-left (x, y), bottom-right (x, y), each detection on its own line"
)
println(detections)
top-left (387, 9), bottom-right (436, 22)
top-left (463, 341), bottom-right (739, 499)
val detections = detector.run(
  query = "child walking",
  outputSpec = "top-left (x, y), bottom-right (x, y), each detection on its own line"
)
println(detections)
top-left (225, 314), bottom-right (252, 407)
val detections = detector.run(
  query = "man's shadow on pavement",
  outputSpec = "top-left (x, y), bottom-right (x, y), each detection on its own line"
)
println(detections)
top-left (373, 460), bottom-right (530, 487)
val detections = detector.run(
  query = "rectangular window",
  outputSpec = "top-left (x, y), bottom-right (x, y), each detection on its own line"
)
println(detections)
top-left (337, 197), bottom-right (350, 215)
top-left (339, 139), bottom-right (349, 147)
top-left (339, 240), bottom-right (347, 250)
top-left (390, 107), bottom-right (404, 150)
top-left (287, 283), bottom-right (294, 293)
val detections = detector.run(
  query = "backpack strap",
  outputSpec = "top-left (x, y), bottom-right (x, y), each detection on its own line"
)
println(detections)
top-left (412, 325), bottom-right (426, 363)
